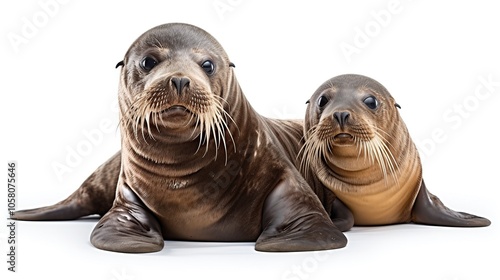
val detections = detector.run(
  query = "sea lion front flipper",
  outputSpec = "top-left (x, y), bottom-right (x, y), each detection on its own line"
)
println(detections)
top-left (411, 180), bottom-right (491, 227)
top-left (90, 183), bottom-right (164, 253)
top-left (255, 178), bottom-right (347, 252)
top-left (330, 198), bottom-right (354, 232)
top-left (11, 152), bottom-right (121, 221)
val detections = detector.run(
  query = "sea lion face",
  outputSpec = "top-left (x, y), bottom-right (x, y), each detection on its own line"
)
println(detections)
top-left (117, 23), bottom-right (235, 146)
top-left (302, 74), bottom-right (403, 191)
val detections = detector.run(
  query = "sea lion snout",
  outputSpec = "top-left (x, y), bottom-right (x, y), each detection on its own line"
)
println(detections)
top-left (170, 76), bottom-right (191, 95)
top-left (333, 111), bottom-right (350, 129)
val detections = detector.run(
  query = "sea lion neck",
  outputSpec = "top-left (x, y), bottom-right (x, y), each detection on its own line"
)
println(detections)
top-left (120, 71), bottom-right (256, 173)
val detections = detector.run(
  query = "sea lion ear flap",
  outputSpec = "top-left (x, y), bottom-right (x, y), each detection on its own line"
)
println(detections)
top-left (395, 103), bottom-right (401, 109)
top-left (305, 100), bottom-right (310, 105)
top-left (115, 61), bottom-right (124, 69)
top-left (229, 62), bottom-right (235, 68)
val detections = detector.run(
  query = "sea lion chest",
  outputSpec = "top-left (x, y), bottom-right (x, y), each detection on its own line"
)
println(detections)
top-left (334, 161), bottom-right (422, 225)
top-left (123, 142), bottom-right (287, 242)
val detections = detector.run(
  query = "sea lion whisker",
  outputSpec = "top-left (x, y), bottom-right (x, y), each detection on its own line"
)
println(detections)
top-left (214, 94), bottom-right (239, 138)
top-left (202, 114), bottom-right (212, 157)
top-left (365, 135), bottom-right (400, 187)
top-left (123, 95), bottom-right (152, 142)
top-left (134, 114), bottom-right (142, 141)
top-left (158, 111), bottom-right (167, 128)
top-left (208, 109), bottom-right (219, 149)
top-left (137, 104), bottom-right (151, 143)
top-left (355, 136), bottom-right (365, 161)
top-left (372, 126), bottom-right (395, 140)
top-left (363, 139), bottom-right (374, 165)
top-left (209, 112), bottom-right (221, 159)
top-left (213, 110), bottom-right (229, 164)
top-left (192, 96), bottom-right (236, 163)
top-left (374, 131), bottom-right (400, 186)
top-left (139, 114), bottom-right (148, 143)
top-left (144, 110), bottom-right (156, 141)
top-left (371, 130), bottom-right (399, 169)
top-left (372, 126), bottom-right (398, 151)
top-left (368, 141), bottom-right (375, 165)
top-left (377, 137), bottom-right (393, 186)
top-left (193, 115), bottom-right (205, 154)
top-left (204, 107), bottom-right (220, 157)
top-left (216, 110), bottom-right (230, 148)
top-left (299, 126), bottom-right (324, 178)
top-left (151, 111), bottom-right (158, 130)
top-left (326, 139), bottom-right (333, 154)
top-left (186, 110), bottom-right (195, 127)
top-left (220, 110), bottom-right (236, 153)
top-left (368, 138), bottom-right (389, 186)
top-left (363, 140), bottom-right (370, 164)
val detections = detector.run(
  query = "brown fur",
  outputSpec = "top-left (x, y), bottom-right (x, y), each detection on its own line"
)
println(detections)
top-left (13, 23), bottom-right (347, 253)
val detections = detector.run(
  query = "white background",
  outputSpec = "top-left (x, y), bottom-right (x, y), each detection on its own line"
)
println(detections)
top-left (1, 0), bottom-right (499, 279)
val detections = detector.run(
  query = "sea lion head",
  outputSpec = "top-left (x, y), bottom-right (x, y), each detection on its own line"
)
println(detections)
top-left (302, 74), bottom-right (407, 192)
top-left (116, 23), bottom-right (237, 157)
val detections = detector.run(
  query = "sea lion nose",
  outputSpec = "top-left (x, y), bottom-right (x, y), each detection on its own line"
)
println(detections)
top-left (333, 111), bottom-right (350, 129)
top-left (170, 76), bottom-right (191, 95)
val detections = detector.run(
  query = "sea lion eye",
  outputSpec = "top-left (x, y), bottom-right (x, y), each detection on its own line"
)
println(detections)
top-left (363, 96), bottom-right (379, 110)
top-left (140, 56), bottom-right (158, 71)
top-left (201, 60), bottom-right (215, 75)
top-left (317, 96), bottom-right (329, 108)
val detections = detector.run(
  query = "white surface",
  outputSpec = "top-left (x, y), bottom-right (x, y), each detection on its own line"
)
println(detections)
top-left (1, 0), bottom-right (499, 279)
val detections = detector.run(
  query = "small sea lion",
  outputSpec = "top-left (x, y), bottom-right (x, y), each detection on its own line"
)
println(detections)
top-left (301, 74), bottom-right (491, 227)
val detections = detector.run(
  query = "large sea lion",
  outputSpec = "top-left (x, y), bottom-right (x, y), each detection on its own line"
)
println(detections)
top-left (301, 74), bottom-right (491, 227)
top-left (12, 23), bottom-right (347, 253)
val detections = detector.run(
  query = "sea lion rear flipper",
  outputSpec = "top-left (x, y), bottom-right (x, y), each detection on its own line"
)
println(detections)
top-left (90, 183), bottom-right (164, 253)
top-left (11, 201), bottom-right (94, 221)
top-left (255, 178), bottom-right (347, 252)
top-left (11, 152), bottom-right (121, 221)
top-left (411, 180), bottom-right (491, 227)
top-left (330, 198), bottom-right (354, 232)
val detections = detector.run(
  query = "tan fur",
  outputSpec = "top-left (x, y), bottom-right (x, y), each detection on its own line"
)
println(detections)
top-left (302, 74), bottom-right (423, 225)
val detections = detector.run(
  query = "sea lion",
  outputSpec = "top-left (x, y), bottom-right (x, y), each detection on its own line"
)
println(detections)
top-left (12, 23), bottom-right (347, 253)
top-left (301, 74), bottom-right (491, 227)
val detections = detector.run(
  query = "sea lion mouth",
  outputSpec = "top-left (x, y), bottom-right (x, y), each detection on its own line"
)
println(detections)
top-left (334, 133), bottom-right (353, 139)
top-left (160, 105), bottom-right (192, 118)
top-left (333, 133), bottom-right (354, 144)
